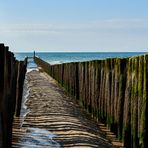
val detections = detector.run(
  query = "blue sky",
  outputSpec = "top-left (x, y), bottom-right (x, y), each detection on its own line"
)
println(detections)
top-left (0, 0), bottom-right (148, 52)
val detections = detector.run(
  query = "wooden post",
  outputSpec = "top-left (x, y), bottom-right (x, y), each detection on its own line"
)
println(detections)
top-left (0, 43), bottom-right (27, 147)
top-left (34, 54), bottom-right (148, 147)
top-left (33, 51), bottom-right (36, 58)
top-left (15, 61), bottom-right (26, 116)
top-left (0, 43), bottom-right (5, 148)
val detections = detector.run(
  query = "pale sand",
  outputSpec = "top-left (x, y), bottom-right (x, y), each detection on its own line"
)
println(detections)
top-left (12, 70), bottom-right (123, 148)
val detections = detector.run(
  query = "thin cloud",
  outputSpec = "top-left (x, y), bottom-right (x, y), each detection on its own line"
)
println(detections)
top-left (0, 19), bottom-right (148, 33)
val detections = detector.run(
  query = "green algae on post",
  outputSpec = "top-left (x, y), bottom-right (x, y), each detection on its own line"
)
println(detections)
top-left (34, 54), bottom-right (148, 148)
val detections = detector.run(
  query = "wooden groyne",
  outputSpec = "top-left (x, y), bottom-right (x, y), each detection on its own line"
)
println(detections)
top-left (35, 55), bottom-right (148, 148)
top-left (0, 44), bottom-right (27, 148)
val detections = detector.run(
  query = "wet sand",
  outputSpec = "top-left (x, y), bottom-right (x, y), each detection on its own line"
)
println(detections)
top-left (12, 70), bottom-right (121, 148)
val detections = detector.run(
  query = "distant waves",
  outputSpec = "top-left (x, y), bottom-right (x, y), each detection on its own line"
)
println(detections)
top-left (15, 52), bottom-right (148, 65)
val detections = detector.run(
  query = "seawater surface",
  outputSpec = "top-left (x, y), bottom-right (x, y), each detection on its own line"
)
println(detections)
top-left (15, 52), bottom-right (147, 65)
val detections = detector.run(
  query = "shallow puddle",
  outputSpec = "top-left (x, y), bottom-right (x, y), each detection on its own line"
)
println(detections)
top-left (19, 127), bottom-right (60, 148)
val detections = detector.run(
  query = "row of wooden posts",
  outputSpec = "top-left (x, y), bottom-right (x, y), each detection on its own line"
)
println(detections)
top-left (0, 44), bottom-right (27, 148)
top-left (35, 55), bottom-right (148, 148)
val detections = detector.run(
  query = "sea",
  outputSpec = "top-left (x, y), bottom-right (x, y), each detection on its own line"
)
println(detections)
top-left (14, 52), bottom-right (147, 65)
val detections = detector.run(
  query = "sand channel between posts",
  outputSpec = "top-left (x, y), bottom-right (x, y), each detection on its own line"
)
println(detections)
top-left (12, 69), bottom-right (115, 148)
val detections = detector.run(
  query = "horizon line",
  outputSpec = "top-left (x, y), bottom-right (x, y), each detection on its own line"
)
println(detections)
top-left (14, 51), bottom-right (148, 53)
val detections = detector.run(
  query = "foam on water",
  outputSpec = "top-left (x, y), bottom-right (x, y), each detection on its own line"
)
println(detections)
top-left (20, 77), bottom-right (30, 118)
top-left (27, 68), bottom-right (39, 73)
top-left (27, 57), bottom-right (39, 72)
top-left (48, 60), bottom-right (63, 65)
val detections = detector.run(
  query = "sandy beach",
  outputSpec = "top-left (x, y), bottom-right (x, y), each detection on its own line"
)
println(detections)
top-left (12, 69), bottom-right (117, 148)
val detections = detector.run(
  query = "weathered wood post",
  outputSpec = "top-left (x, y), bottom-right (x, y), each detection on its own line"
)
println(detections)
top-left (33, 51), bottom-right (36, 59)
top-left (3, 46), bottom-right (11, 147)
top-left (15, 61), bottom-right (26, 116)
top-left (34, 54), bottom-right (148, 148)
top-left (0, 44), bottom-right (5, 148)
top-left (0, 43), bottom-right (27, 147)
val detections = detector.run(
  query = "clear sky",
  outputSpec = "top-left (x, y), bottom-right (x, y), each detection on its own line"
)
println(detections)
top-left (0, 0), bottom-right (148, 52)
